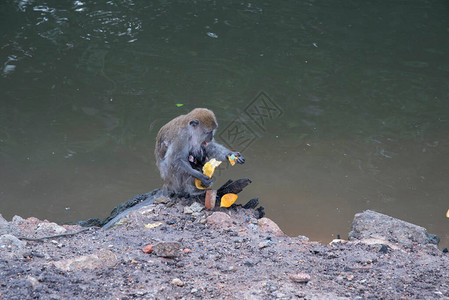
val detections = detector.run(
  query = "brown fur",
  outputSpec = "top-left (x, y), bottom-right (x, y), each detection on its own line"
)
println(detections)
top-left (155, 108), bottom-right (217, 161)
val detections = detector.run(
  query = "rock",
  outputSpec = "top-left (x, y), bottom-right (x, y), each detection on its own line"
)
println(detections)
top-left (0, 214), bottom-right (9, 235)
top-left (184, 202), bottom-right (204, 214)
top-left (258, 240), bottom-right (270, 249)
top-left (35, 222), bottom-right (67, 235)
top-left (155, 196), bottom-right (170, 204)
top-left (0, 234), bottom-right (27, 259)
top-left (289, 273), bottom-right (311, 283)
top-left (348, 210), bottom-right (439, 246)
top-left (192, 212), bottom-right (203, 218)
top-left (11, 215), bottom-right (25, 225)
top-left (26, 276), bottom-right (40, 290)
top-left (329, 239), bottom-right (347, 245)
top-left (153, 241), bottom-right (181, 258)
top-left (206, 212), bottom-right (234, 228)
top-left (53, 249), bottom-right (117, 271)
top-left (172, 278), bottom-right (185, 287)
top-left (257, 218), bottom-right (286, 237)
top-left (297, 235), bottom-right (310, 242)
top-left (142, 244), bottom-right (154, 253)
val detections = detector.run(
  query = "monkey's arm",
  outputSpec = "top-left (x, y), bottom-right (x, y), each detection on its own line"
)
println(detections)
top-left (179, 158), bottom-right (213, 187)
top-left (206, 140), bottom-right (245, 164)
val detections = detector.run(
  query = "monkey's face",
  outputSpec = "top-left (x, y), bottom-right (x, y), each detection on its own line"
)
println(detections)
top-left (204, 130), bottom-right (214, 145)
top-left (188, 118), bottom-right (216, 147)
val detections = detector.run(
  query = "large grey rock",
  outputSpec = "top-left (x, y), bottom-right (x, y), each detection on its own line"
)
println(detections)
top-left (0, 234), bottom-right (27, 259)
top-left (257, 217), bottom-right (286, 237)
top-left (349, 210), bottom-right (439, 246)
top-left (0, 214), bottom-right (9, 235)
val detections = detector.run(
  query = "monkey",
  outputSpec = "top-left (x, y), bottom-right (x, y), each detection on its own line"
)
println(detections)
top-left (155, 108), bottom-right (245, 196)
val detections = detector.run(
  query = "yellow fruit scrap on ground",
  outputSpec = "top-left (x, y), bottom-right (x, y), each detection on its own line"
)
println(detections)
top-left (144, 222), bottom-right (163, 229)
top-left (446, 209), bottom-right (449, 218)
top-left (220, 193), bottom-right (238, 207)
top-left (195, 158), bottom-right (222, 190)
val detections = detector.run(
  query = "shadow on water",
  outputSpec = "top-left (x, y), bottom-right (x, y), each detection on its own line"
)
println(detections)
top-left (1, 0), bottom-right (449, 247)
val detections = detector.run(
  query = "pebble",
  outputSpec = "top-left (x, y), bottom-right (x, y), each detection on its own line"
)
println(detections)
top-left (142, 244), bottom-right (153, 254)
top-left (155, 196), bottom-right (170, 204)
top-left (184, 202), bottom-right (204, 214)
top-left (289, 273), bottom-right (311, 283)
top-left (172, 278), bottom-right (185, 287)
top-left (258, 240), bottom-right (270, 249)
top-left (153, 241), bottom-right (181, 258)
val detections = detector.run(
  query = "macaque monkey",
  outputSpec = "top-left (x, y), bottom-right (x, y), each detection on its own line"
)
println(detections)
top-left (155, 108), bottom-right (244, 196)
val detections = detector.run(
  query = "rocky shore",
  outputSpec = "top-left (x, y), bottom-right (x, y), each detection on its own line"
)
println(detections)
top-left (1, 197), bottom-right (448, 299)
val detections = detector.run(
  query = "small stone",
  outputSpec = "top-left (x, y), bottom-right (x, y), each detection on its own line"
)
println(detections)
top-left (155, 196), bottom-right (170, 204)
top-left (153, 241), bottom-right (181, 258)
top-left (142, 244), bottom-right (154, 254)
top-left (258, 241), bottom-right (270, 249)
top-left (192, 212), bottom-right (203, 218)
top-left (35, 222), bottom-right (67, 234)
top-left (289, 273), bottom-right (311, 283)
top-left (183, 248), bottom-right (192, 254)
top-left (191, 288), bottom-right (198, 293)
top-left (206, 212), bottom-right (234, 228)
top-left (297, 235), bottom-right (310, 242)
top-left (26, 275), bottom-right (40, 290)
top-left (172, 278), bottom-right (184, 287)
top-left (190, 202), bottom-right (204, 213)
top-left (184, 202), bottom-right (204, 214)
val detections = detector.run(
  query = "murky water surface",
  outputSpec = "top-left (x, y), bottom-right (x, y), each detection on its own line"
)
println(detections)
top-left (1, 1), bottom-right (448, 246)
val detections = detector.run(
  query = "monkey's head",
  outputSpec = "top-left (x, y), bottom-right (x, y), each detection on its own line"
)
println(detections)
top-left (186, 108), bottom-right (218, 148)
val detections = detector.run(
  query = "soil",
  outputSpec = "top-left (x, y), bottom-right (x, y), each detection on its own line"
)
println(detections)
top-left (1, 197), bottom-right (449, 300)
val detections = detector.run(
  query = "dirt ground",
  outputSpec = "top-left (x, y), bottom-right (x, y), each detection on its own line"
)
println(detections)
top-left (1, 197), bottom-right (449, 299)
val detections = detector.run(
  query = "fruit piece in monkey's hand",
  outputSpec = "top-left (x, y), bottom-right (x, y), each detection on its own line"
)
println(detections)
top-left (228, 152), bottom-right (244, 165)
top-left (228, 154), bottom-right (236, 166)
top-left (195, 158), bottom-right (222, 190)
top-left (220, 193), bottom-right (238, 207)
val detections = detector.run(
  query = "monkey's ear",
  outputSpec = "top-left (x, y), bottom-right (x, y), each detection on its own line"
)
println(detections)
top-left (189, 119), bottom-right (200, 127)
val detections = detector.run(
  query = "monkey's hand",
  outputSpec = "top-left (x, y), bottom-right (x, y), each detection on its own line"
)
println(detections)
top-left (198, 174), bottom-right (213, 187)
top-left (228, 152), bottom-right (245, 164)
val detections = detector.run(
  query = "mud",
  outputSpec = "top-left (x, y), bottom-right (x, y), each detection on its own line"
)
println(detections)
top-left (1, 198), bottom-right (448, 299)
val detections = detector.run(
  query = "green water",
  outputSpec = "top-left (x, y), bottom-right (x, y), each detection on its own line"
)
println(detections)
top-left (1, 0), bottom-right (448, 246)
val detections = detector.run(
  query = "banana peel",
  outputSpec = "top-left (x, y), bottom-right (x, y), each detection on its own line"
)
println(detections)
top-left (220, 193), bottom-right (238, 207)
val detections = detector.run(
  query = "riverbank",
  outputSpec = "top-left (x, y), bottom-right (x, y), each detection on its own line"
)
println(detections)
top-left (1, 198), bottom-right (448, 299)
